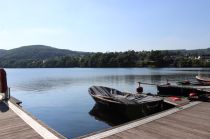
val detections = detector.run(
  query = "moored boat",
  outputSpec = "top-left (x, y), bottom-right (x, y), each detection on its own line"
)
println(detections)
top-left (89, 86), bottom-right (163, 119)
top-left (157, 84), bottom-right (194, 97)
top-left (196, 75), bottom-right (210, 85)
top-left (157, 83), bottom-right (210, 99)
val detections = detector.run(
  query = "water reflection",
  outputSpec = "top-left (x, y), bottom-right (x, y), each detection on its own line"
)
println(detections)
top-left (89, 102), bottom-right (174, 127)
top-left (89, 104), bottom-right (130, 126)
top-left (5, 68), bottom-right (210, 139)
top-left (10, 72), bottom-right (201, 98)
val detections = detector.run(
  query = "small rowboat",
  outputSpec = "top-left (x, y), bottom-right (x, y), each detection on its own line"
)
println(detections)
top-left (196, 75), bottom-right (210, 85)
top-left (89, 86), bottom-right (163, 119)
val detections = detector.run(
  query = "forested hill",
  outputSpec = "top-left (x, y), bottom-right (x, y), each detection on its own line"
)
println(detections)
top-left (163, 48), bottom-right (210, 55)
top-left (0, 45), bottom-right (88, 60)
top-left (0, 45), bottom-right (210, 68)
top-left (0, 49), bottom-right (7, 57)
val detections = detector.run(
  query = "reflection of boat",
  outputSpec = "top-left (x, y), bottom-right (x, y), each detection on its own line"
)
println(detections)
top-left (89, 102), bottom-right (175, 126)
top-left (88, 86), bottom-right (163, 119)
top-left (196, 75), bottom-right (210, 85)
top-left (89, 104), bottom-right (130, 126)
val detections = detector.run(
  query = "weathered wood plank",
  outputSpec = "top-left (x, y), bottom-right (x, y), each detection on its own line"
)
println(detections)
top-left (0, 102), bottom-right (43, 139)
top-left (0, 98), bottom-right (66, 139)
top-left (102, 102), bottom-right (210, 139)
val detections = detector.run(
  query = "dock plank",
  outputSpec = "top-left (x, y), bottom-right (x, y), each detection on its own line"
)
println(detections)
top-left (0, 102), bottom-right (43, 139)
top-left (88, 102), bottom-right (210, 139)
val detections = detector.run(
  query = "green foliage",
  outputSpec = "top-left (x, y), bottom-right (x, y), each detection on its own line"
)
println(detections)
top-left (1, 45), bottom-right (210, 68)
top-left (0, 45), bottom-right (88, 60)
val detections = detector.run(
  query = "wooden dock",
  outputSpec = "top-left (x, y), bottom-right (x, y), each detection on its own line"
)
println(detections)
top-left (0, 97), bottom-right (66, 139)
top-left (82, 101), bottom-right (210, 139)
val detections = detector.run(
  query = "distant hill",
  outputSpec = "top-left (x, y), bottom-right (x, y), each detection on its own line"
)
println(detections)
top-left (1, 46), bottom-right (210, 61)
top-left (0, 49), bottom-right (7, 57)
top-left (187, 48), bottom-right (210, 55)
top-left (163, 48), bottom-right (210, 55)
top-left (0, 45), bottom-right (88, 60)
top-left (0, 49), bottom-right (6, 52)
top-left (1, 45), bottom-right (210, 68)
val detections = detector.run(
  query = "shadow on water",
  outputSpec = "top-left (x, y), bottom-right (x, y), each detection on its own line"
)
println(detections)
top-left (89, 104), bottom-right (130, 126)
top-left (0, 102), bottom-right (9, 112)
top-left (89, 102), bottom-right (174, 127)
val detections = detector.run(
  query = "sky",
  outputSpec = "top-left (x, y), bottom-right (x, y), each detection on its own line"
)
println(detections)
top-left (0, 0), bottom-right (210, 52)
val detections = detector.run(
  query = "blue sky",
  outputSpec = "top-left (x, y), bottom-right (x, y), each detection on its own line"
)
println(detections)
top-left (0, 0), bottom-right (209, 52)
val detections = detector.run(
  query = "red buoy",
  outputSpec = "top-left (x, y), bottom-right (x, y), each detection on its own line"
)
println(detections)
top-left (169, 96), bottom-right (181, 101)
top-left (189, 92), bottom-right (197, 97)
top-left (0, 69), bottom-right (8, 94)
top-left (183, 80), bottom-right (190, 85)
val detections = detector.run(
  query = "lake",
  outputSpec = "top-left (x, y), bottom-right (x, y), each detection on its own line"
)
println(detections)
top-left (5, 68), bottom-right (210, 138)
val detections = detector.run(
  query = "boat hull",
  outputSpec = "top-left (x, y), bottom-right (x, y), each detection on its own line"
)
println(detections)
top-left (157, 84), bottom-right (210, 97)
top-left (157, 85), bottom-right (192, 97)
top-left (91, 95), bottom-right (163, 120)
top-left (196, 76), bottom-right (210, 85)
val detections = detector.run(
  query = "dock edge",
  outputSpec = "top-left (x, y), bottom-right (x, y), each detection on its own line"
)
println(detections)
top-left (82, 101), bottom-right (201, 139)
top-left (6, 97), bottom-right (66, 139)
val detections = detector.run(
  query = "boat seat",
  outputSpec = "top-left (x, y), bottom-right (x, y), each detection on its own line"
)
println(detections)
top-left (95, 86), bottom-right (112, 97)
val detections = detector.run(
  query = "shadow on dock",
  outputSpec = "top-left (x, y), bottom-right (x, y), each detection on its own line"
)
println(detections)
top-left (0, 102), bottom-right (9, 112)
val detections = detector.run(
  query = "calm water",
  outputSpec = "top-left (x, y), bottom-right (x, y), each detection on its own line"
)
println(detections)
top-left (5, 68), bottom-right (210, 138)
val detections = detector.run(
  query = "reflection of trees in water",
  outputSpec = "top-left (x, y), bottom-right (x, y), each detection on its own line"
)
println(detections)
top-left (93, 74), bottom-right (199, 94)
top-left (151, 75), bottom-right (162, 83)
top-left (14, 70), bottom-right (205, 94)
top-left (95, 73), bottom-right (202, 94)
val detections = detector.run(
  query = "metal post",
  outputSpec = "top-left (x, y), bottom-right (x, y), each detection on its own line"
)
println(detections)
top-left (5, 87), bottom-right (10, 100)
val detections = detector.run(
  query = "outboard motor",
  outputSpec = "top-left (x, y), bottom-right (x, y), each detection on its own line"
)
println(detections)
top-left (0, 69), bottom-right (9, 100)
top-left (136, 82), bottom-right (143, 94)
